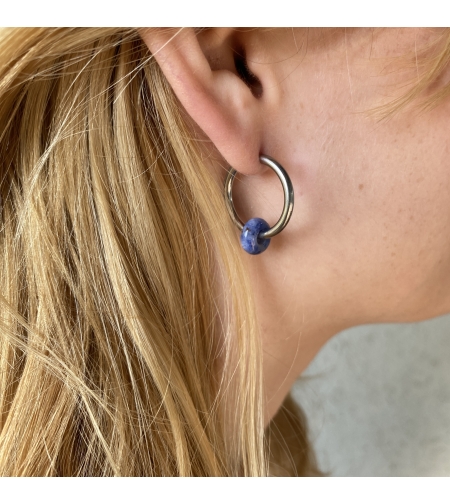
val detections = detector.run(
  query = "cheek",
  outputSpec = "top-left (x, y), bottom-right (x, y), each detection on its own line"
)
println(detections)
top-left (257, 28), bottom-right (450, 323)
top-left (312, 110), bottom-right (450, 320)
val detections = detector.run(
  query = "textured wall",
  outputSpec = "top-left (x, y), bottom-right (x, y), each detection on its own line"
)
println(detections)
top-left (292, 314), bottom-right (450, 476)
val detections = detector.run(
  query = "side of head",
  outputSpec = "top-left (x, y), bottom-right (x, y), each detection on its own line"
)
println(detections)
top-left (4, 27), bottom-right (448, 477)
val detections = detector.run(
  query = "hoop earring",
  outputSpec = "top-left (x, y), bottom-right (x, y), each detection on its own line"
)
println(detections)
top-left (224, 155), bottom-right (294, 255)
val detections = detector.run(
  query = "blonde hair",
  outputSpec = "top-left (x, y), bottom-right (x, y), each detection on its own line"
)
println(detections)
top-left (0, 27), bottom-right (320, 476)
top-left (370, 28), bottom-right (450, 119)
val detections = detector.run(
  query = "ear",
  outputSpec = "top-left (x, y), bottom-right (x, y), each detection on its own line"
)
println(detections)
top-left (139, 28), bottom-right (266, 176)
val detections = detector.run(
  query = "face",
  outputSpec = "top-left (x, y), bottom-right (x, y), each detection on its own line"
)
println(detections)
top-left (222, 28), bottom-right (450, 419)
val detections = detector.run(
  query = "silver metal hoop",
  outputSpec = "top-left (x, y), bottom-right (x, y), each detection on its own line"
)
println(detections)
top-left (224, 155), bottom-right (294, 240)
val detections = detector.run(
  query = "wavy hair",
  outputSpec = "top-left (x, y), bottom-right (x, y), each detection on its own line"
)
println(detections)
top-left (0, 27), bottom-right (321, 476)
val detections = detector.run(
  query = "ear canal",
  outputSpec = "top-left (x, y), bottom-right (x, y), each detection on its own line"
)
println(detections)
top-left (233, 47), bottom-right (263, 99)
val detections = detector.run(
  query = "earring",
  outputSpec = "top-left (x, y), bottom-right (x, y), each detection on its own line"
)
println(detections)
top-left (224, 155), bottom-right (294, 255)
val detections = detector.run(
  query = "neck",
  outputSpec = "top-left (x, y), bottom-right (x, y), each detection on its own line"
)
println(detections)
top-left (260, 293), bottom-right (347, 425)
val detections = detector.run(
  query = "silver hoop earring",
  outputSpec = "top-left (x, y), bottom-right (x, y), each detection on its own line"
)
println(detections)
top-left (224, 155), bottom-right (294, 255)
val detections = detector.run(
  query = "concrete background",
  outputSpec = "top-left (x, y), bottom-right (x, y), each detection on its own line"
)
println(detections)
top-left (292, 314), bottom-right (450, 476)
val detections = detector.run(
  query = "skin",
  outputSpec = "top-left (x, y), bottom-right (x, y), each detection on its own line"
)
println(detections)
top-left (140, 28), bottom-right (450, 423)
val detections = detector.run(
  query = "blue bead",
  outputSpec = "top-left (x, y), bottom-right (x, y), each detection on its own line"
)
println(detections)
top-left (240, 218), bottom-right (271, 255)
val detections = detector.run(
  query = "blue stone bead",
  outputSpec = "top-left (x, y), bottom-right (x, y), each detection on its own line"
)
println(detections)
top-left (240, 218), bottom-right (271, 255)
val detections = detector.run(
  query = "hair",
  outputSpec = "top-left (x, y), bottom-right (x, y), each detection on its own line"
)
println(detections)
top-left (0, 27), bottom-right (321, 476)
top-left (1, 27), bottom-right (448, 477)
top-left (369, 28), bottom-right (450, 119)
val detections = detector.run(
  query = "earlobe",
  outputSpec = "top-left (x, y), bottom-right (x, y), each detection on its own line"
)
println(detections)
top-left (139, 28), bottom-right (265, 176)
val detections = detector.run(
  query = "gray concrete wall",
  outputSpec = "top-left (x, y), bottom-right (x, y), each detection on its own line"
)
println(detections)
top-left (292, 314), bottom-right (450, 476)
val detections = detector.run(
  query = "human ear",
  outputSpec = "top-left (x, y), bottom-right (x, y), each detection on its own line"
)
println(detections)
top-left (139, 28), bottom-right (266, 176)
